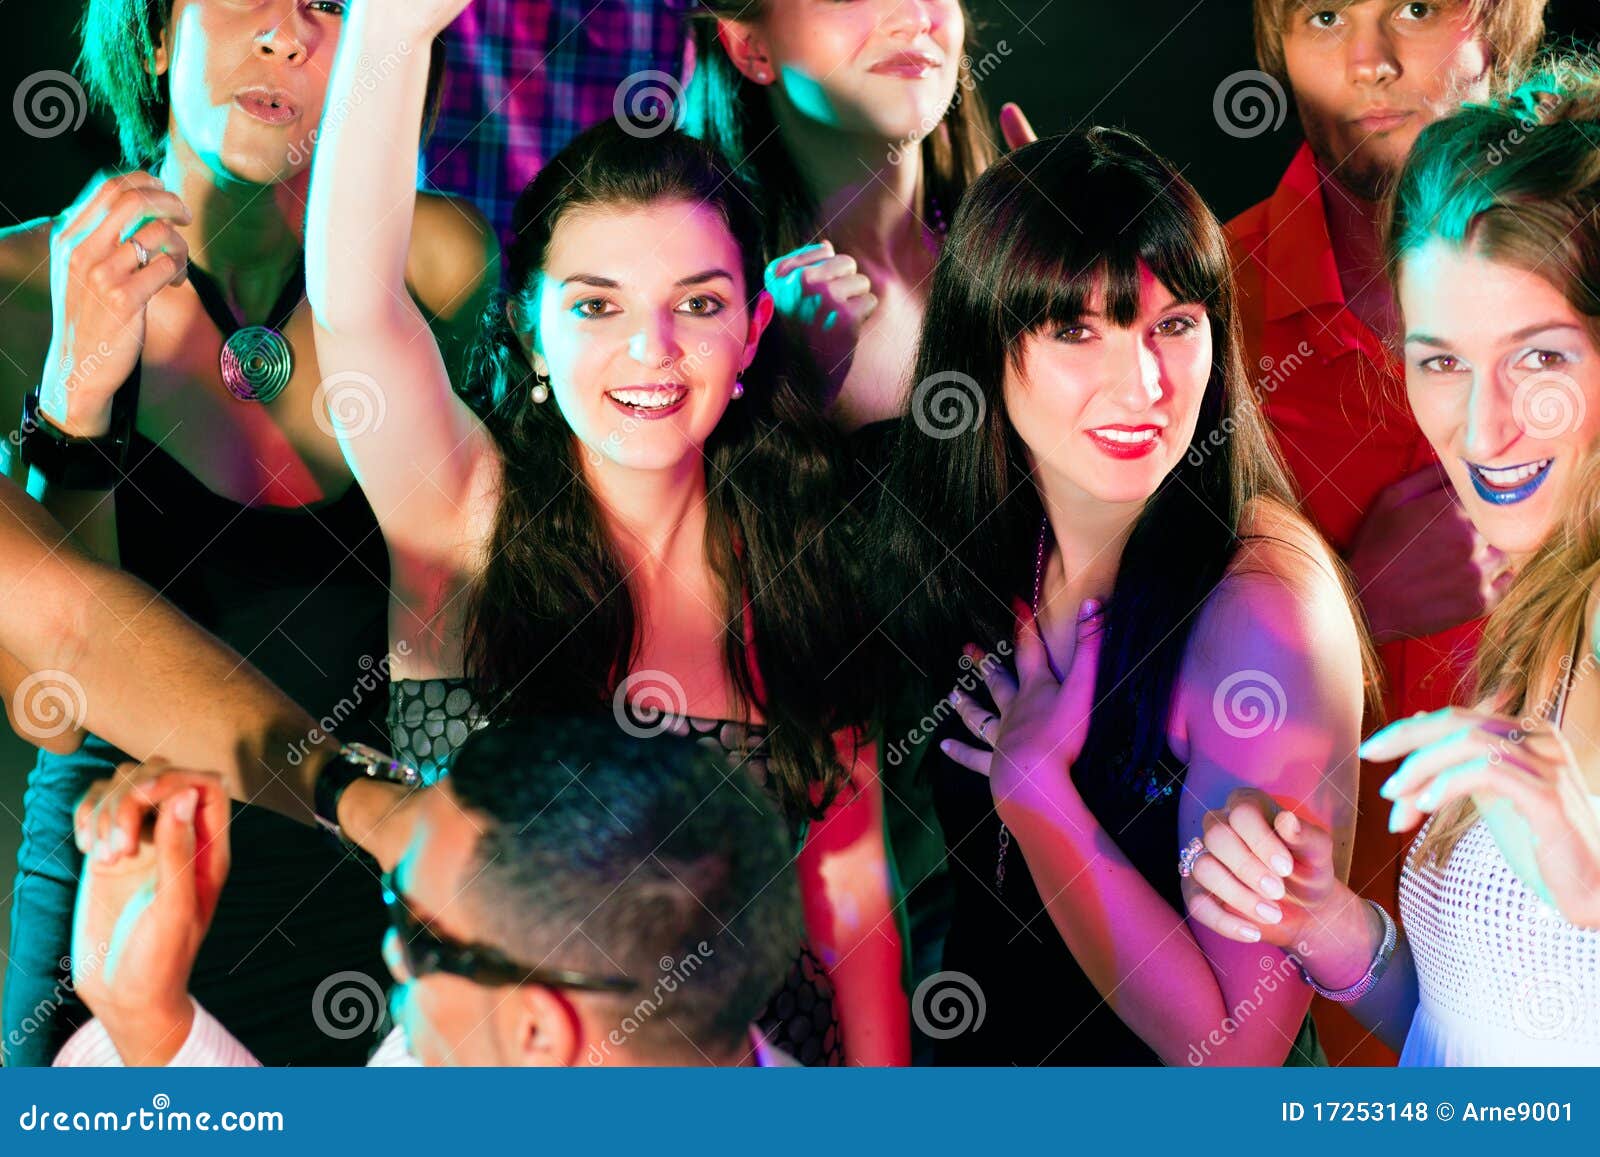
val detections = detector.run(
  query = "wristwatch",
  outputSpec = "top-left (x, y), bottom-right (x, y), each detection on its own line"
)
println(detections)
top-left (19, 386), bottom-right (133, 490)
top-left (313, 742), bottom-right (422, 844)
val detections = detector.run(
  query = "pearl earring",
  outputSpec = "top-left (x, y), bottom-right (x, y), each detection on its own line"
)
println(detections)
top-left (732, 379), bottom-right (745, 400)
top-left (531, 375), bottom-right (550, 404)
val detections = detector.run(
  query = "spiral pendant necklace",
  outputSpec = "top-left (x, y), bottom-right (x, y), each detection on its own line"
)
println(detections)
top-left (185, 256), bottom-right (305, 404)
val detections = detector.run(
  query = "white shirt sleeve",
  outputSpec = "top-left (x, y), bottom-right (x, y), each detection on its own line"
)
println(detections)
top-left (52, 998), bottom-right (262, 1067)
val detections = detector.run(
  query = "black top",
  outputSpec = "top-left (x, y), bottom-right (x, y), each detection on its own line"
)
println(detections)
top-left (105, 420), bottom-right (391, 1064)
top-left (925, 658), bottom-right (1324, 1066)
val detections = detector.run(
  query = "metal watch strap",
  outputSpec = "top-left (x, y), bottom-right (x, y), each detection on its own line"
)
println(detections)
top-left (1298, 899), bottom-right (1397, 1003)
top-left (313, 742), bottom-right (422, 842)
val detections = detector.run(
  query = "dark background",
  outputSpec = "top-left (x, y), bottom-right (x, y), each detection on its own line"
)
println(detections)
top-left (3, 1), bottom-right (1598, 226)
top-left (0, 0), bottom-right (1597, 1012)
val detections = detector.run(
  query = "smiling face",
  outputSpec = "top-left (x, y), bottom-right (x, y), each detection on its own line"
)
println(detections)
top-left (1400, 240), bottom-right (1600, 560)
top-left (159, 0), bottom-right (345, 183)
top-left (526, 199), bottom-right (773, 475)
top-left (726, 0), bottom-right (965, 143)
top-left (1280, 1), bottom-right (1490, 200)
top-left (1004, 265), bottom-right (1213, 509)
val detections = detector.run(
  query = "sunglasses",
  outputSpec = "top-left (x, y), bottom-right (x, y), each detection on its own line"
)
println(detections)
top-left (381, 869), bottom-right (638, 994)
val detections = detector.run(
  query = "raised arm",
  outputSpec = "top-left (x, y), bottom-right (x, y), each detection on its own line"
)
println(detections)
top-left (305, 0), bottom-right (499, 573)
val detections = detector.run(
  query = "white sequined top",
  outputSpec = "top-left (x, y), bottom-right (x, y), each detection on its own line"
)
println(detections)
top-left (1398, 801), bottom-right (1600, 1066)
top-left (1397, 643), bottom-right (1600, 1065)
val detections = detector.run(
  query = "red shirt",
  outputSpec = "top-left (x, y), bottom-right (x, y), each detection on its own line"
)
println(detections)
top-left (1228, 144), bottom-right (1483, 1065)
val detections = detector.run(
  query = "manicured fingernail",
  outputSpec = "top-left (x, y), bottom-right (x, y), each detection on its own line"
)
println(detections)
top-left (94, 840), bottom-right (113, 863)
top-left (1270, 853), bottom-right (1293, 876)
top-left (1378, 775), bottom-right (1400, 800)
top-left (1387, 805), bottom-right (1406, 833)
top-left (1255, 902), bottom-right (1283, 924)
top-left (939, 740), bottom-right (952, 754)
top-left (109, 828), bottom-right (129, 855)
top-left (173, 789), bottom-right (197, 823)
top-left (1417, 785), bottom-right (1441, 812)
top-left (1238, 924), bottom-right (1262, 942)
top-left (948, 689), bottom-right (960, 704)
top-left (1259, 874), bottom-right (1286, 900)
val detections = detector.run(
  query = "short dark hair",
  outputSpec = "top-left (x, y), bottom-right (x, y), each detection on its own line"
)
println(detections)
top-left (78, 0), bottom-right (447, 168)
top-left (444, 716), bottom-right (802, 1058)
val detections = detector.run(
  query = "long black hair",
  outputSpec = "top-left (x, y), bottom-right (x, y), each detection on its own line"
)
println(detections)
top-left (460, 121), bottom-right (867, 821)
top-left (876, 128), bottom-right (1308, 783)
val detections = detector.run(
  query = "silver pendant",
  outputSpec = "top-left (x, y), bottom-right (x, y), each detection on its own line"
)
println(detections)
top-left (220, 325), bottom-right (293, 404)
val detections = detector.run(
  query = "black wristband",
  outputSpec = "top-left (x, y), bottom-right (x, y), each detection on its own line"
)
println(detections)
top-left (19, 383), bottom-right (133, 490)
top-left (312, 742), bottom-right (423, 843)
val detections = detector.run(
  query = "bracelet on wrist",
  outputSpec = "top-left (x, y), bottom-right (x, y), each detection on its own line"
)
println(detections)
top-left (1298, 898), bottom-right (1396, 1002)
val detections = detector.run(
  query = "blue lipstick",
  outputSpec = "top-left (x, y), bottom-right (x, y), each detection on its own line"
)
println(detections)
top-left (1466, 457), bottom-right (1553, 505)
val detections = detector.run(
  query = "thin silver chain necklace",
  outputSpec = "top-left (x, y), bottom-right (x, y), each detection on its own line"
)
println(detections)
top-left (994, 514), bottom-right (1053, 893)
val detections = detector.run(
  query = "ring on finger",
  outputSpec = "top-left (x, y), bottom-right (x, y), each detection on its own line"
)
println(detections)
top-left (979, 713), bottom-right (999, 745)
top-left (130, 238), bottom-right (150, 269)
top-left (1177, 835), bottom-right (1210, 879)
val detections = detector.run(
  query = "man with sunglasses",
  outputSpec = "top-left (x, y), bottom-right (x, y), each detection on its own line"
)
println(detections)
top-left (53, 717), bottom-right (805, 1067)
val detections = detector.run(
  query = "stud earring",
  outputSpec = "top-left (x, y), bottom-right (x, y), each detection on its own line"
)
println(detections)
top-left (732, 379), bottom-right (745, 400)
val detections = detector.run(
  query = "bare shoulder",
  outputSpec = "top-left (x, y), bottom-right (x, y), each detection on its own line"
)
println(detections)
top-left (1191, 496), bottom-right (1359, 678)
top-left (406, 192), bottom-right (500, 322)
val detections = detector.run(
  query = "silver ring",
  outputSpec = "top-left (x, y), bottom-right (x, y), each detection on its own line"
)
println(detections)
top-left (978, 713), bottom-right (999, 745)
top-left (131, 238), bottom-right (150, 269)
top-left (1177, 836), bottom-right (1209, 879)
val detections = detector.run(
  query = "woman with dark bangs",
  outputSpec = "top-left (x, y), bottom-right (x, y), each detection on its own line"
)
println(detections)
top-left (874, 129), bottom-right (1373, 1065)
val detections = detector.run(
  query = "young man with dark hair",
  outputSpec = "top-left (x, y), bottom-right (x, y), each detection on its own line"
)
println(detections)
top-left (56, 717), bottom-right (805, 1067)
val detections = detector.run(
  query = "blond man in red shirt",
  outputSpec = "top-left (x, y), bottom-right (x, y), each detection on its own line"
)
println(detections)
top-left (1229, 0), bottom-right (1548, 1065)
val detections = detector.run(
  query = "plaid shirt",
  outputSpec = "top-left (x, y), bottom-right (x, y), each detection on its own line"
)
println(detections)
top-left (422, 0), bottom-right (692, 248)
